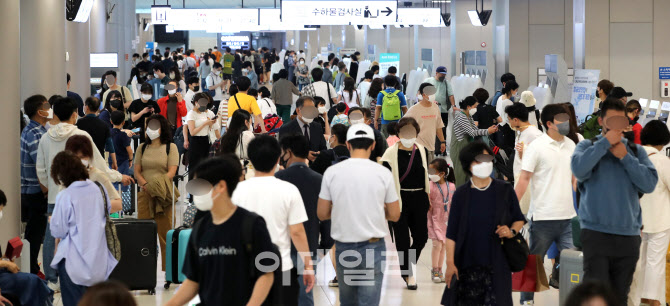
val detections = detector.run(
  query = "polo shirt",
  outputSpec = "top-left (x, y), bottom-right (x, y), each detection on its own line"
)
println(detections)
top-left (522, 134), bottom-right (577, 221)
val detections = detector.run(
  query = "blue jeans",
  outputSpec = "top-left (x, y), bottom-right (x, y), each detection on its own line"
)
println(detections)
top-left (520, 219), bottom-right (574, 303)
top-left (335, 239), bottom-right (385, 306)
top-left (291, 252), bottom-right (314, 306)
top-left (0, 269), bottom-right (54, 306)
top-left (111, 159), bottom-right (131, 192)
top-left (43, 203), bottom-right (58, 283)
top-left (57, 260), bottom-right (87, 306)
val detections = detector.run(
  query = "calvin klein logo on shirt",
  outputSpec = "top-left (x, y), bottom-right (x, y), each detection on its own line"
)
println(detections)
top-left (199, 246), bottom-right (237, 256)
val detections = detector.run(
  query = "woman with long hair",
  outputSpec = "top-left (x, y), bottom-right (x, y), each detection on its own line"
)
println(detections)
top-left (368, 78), bottom-right (384, 129)
top-left (232, 54), bottom-right (243, 80)
top-left (99, 91), bottom-right (124, 130)
top-left (337, 77), bottom-right (361, 108)
top-left (169, 65), bottom-right (186, 94)
top-left (199, 53), bottom-right (213, 89)
top-left (495, 80), bottom-right (519, 126)
top-left (218, 109), bottom-right (253, 160)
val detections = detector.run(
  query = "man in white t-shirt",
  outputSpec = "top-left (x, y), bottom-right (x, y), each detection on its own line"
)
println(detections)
top-left (232, 135), bottom-right (315, 305)
top-left (514, 104), bottom-right (577, 305)
top-left (206, 63), bottom-right (225, 111)
top-left (317, 123), bottom-right (400, 306)
top-left (301, 68), bottom-right (338, 108)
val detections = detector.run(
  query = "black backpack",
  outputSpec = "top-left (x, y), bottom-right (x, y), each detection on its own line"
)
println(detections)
top-left (240, 212), bottom-right (284, 305)
top-left (330, 149), bottom-right (349, 165)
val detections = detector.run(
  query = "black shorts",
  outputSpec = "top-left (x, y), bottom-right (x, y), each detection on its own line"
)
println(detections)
top-left (265, 62), bottom-right (272, 71)
top-left (222, 73), bottom-right (232, 80)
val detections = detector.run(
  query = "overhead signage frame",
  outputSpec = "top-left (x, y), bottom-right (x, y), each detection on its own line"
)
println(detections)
top-left (281, 0), bottom-right (397, 25)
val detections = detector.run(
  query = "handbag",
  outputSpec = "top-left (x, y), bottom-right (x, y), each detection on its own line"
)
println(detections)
top-left (512, 255), bottom-right (550, 292)
top-left (94, 182), bottom-right (122, 261)
top-left (499, 186), bottom-right (529, 272)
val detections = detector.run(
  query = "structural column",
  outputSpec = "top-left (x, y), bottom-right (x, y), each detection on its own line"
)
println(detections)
top-left (66, 21), bottom-right (92, 98)
top-left (0, 0), bottom-right (21, 246)
top-left (20, 0), bottom-right (66, 102)
top-left (90, 0), bottom-right (107, 52)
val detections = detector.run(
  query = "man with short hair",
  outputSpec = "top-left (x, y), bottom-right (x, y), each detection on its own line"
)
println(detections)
top-left (279, 96), bottom-right (328, 160)
top-left (348, 107), bottom-right (387, 162)
top-left (211, 46), bottom-right (222, 62)
top-left (358, 71), bottom-right (374, 103)
top-left (20, 95), bottom-right (50, 276)
top-left (271, 69), bottom-right (301, 123)
top-left (233, 136), bottom-right (316, 305)
top-left (76, 97), bottom-right (115, 159)
top-left (491, 72), bottom-right (516, 107)
top-left (101, 70), bottom-right (133, 109)
top-left (301, 68), bottom-right (338, 108)
top-left (371, 65), bottom-right (381, 79)
top-left (375, 75), bottom-right (409, 138)
top-left (423, 66), bottom-right (455, 132)
top-left (516, 104), bottom-right (578, 305)
top-left (221, 47), bottom-right (234, 92)
top-left (206, 62), bottom-right (225, 112)
top-left (405, 83), bottom-right (446, 163)
top-left (317, 123), bottom-right (400, 306)
top-left (66, 73), bottom-right (84, 117)
top-left (270, 55), bottom-right (284, 83)
top-left (596, 79), bottom-right (614, 104)
top-left (244, 61), bottom-right (259, 90)
top-left (387, 66), bottom-right (402, 91)
top-left (571, 98), bottom-right (658, 304)
top-left (609, 86), bottom-right (633, 104)
top-left (164, 156), bottom-right (275, 306)
top-left (152, 63), bottom-right (171, 98)
top-left (228, 77), bottom-right (264, 132)
top-left (276, 135), bottom-right (323, 306)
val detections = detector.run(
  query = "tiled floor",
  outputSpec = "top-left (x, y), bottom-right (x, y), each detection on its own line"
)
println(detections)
top-left (51, 237), bottom-right (560, 306)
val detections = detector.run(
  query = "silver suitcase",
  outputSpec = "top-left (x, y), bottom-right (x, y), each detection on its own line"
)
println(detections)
top-left (559, 249), bottom-right (584, 306)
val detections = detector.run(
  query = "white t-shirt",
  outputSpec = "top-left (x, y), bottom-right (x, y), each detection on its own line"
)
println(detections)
top-left (257, 98), bottom-right (277, 118)
top-left (185, 110), bottom-right (217, 137)
top-left (338, 89), bottom-right (361, 108)
top-left (358, 81), bottom-right (372, 107)
top-left (496, 97), bottom-right (514, 125)
top-left (206, 72), bottom-right (223, 101)
top-left (271, 62), bottom-right (284, 76)
top-left (232, 176), bottom-right (308, 271)
top-left (310, 81), bottom-right (338, 108)
top-left (183, 89), bottom-right (196, 111)
top-left (319, 158), bottom-right (398, 243)
top-left (521, 134), bottom-right (577, 221)
top-left (513, 125), bottom-right (544, 177)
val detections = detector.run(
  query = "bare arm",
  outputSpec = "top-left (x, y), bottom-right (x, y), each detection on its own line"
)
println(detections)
top-left (385, 200), bottom-right (400, 222)
top-left (289, 223), bottom-right (315, 293)
top-left (254, 114), bottom-right (266, 132)
top-left (401, 106), bottom-right (408, 115)
top-left (188, 119), bottom-right (214, 136)
top-left (247, 273), bottom-right (274, 306)
top-left (166, 165), bottom-right (178, 180)
top-left (449, 95), bottom-right (456, 108)
top-left (164, 279), bottom-right (199, 306)
top-left (317, 198), bottom-right (332, 221)
top-left (514, 170), bottom-right (532, 201)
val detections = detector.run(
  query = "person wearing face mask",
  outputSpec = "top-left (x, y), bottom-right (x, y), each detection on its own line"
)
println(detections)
top-left (380, 117), bottom-right (431, 290)
top-left (571, 98), bottom-right (658, 304)
top-left (186, 94), bottom-right (220, 180)
top-left (100, 71), bottom-right (133, 110)
top-left (276, 135), bottom-right (324, 305)
top-left (491, 73), bottom-right (516, 108)
top-left (426, 158), bottom-right (456, 283)
top-left (278, 97), bottom-right (327, 161)
top-left (424, 66), bottom-right (456, 129)
top-left (625, 100), bottom-right (643, 144)
top-left (504, 103), bottom-right (543, 214)
top-left (157, 81), bottom-right (189, 136)
top-left (129, 83), bottom-right (161, 143)
top-left (206, 62), bottom-right (225, 113)
top-left (296, 58), bottom-right (310, 91)
top-left (310, 123), bottom-right (350, 175)
top-left (164, 156), bottom-right (275, 306)
top-left (301, 68), bottom-right (338, 109)
top-left (36, 97), bottom-right (132, 291)
top-left (256, 86), bottom-right (277, 118)
top-left (513, 105), bottom-right (577, 306)
top-left (330, 103), bottom-right (350, 127)
top-left (405, 83), bottom-right (447, 164)
top-left (450, 96), bottom-right (498, 186)
top-left (134, 115), bottom-right (180, 272)
top-left (495, 80), bottom-right (520, 126)
top-left (152, 64), bottom-right (171, 98)
top-left (169, 66), bottom-right (187, 95)
top-left (311, 96), bottom-right (331, 138)
top-left (243, 61), bottom-right (259, 91)
top-left (183, 77), bottom-right (200, 113)
top-left (442, 142), bottom-right (526, 306)
top-left (20, 95), bottom-right (51, 276)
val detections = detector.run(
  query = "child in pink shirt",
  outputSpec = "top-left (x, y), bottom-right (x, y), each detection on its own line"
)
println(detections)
top-left (386, 121), bottom-right (400, 147)
top-left (427, 158), bottom-right (456, 283)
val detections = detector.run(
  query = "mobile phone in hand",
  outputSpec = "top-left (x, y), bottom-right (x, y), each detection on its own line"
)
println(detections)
top-left (131, 128), bottom-right (140, 133)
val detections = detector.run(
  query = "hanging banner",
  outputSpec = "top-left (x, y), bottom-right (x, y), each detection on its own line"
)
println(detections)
top-left (281, 0), bottom-right (397, 25)
top-left (379, 53), bottom-right (400, 77)
top-left (570, 69), bottom-right (600, 124)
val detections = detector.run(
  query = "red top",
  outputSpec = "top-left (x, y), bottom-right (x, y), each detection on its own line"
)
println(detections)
top-left (157, 96), bottom-right (188, 128)
top-left (632, 123), bottom-right (642, 145)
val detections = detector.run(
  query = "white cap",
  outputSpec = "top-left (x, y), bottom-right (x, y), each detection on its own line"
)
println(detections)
top-left (520, 91), bottom-right (536, 107)
top-left (347, 123), bottom-right (375, 141)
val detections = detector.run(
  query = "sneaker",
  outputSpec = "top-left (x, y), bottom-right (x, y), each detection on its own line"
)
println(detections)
top-left (521, 301), bottom-right (534, 306)
top-left (439, 271), bottom-right (445, 283)
top-left (431, 269), bottom-right (441, 283)
top-left (328, 277), bottom-right (338, 287)
top-left (47, 280), bottom-right (60, 293)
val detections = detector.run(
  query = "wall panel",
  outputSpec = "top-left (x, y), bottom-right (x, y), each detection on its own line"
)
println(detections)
top-left (609, 22), bottom-right (653, 99)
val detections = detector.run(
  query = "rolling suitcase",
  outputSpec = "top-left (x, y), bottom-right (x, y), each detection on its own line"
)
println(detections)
top-left (109, 219), bottom-right (158, 295)
top-left (558, 249), bottom-right (584, 306)
top-left (165, 227), bottom-right (192, 288)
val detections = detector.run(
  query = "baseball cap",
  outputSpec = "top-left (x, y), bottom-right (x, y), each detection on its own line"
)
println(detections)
top-left (436, 66), bottom-right (448, 74)
top-left (347, 123), bottom-right (375, 141)
top-left (609, 87), bottom-right (633, 99)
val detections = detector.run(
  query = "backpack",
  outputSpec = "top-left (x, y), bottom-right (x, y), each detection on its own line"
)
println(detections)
top-left (240, 212), bottom-right (284, 305)
top-left (253, 54), bottom-right (262, 70)
top-left (579, 111), bottom-right (602, 139)
top-left (533, 109), bottom-right (543, 132)
top-left (380, 90), bottom-right (402, 121)
top-left (330, 149), bottom-right (349, 165)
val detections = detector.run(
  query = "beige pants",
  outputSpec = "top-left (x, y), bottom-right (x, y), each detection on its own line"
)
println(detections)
top-left (138, 200), bottom-right (173, 272)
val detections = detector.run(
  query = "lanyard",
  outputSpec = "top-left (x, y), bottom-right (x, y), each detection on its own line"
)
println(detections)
top-left (435, 183), bottom-right (451, 205)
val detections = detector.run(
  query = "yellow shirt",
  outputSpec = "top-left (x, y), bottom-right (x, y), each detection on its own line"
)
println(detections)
top-left (228, 93), bottom-right (262, 118)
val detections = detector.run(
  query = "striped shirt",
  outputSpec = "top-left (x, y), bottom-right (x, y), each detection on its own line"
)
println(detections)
top-left (21, 120), bottom-right (47, 194)
top-left (216, 99), bottom-right (229, 129)
top-left (453, 111), bottom-right (488, 142)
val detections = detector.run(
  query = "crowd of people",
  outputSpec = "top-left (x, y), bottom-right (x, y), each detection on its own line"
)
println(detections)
top-left (1, 45), bottom-right (669, 306)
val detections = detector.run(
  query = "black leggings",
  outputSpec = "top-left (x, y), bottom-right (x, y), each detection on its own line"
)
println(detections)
top-left (392, 190), bottom-right (430, 277)
top-left (188, 136), bottom-right (210, 180)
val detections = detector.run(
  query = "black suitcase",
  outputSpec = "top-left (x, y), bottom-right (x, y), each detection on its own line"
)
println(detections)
top-left (109, 219), bottom-right (158, 295)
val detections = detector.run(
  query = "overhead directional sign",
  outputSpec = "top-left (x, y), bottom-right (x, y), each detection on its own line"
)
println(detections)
top-left (281, 0), bottom-right (398, 25)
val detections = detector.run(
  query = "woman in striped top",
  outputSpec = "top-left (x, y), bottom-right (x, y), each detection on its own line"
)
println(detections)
top-left (449, 96), bottom-right (498, 186)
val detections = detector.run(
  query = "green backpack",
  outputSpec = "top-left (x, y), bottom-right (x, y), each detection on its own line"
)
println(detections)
top-left (579, 111), bottom-right (602, 139)
top-left (381, 90), bottom-right (402, 121)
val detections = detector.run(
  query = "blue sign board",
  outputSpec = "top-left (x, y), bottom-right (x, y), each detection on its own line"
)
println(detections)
top-left (570, 69), bottom-right (600, 124)
top-left (145, 42), bottom-right (155, 51)
top-left (660, 67), bottom-right (670, 79)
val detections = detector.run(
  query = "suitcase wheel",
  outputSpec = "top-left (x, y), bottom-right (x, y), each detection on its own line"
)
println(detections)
top-left (164, 282), bottom-right (171, 290)
top-left (148, 288), bottom-right (156, 295)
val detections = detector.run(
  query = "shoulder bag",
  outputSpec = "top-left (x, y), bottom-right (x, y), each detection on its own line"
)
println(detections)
top-left (498, 183), bottom-right (529, 272)
top-left (94, 181), bottom-right (122, 261)
top-left (399, 145), bottom-right (417, 183)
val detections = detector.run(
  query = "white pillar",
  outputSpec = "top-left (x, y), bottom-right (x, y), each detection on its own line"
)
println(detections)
top-left (414, 26), bottom-right (420, 70)
top-left (90, 0), bottom-right (107, 52)
top-left (66, 21), bottom-right (91, 98)
top-left (0, 0), bottom-right (21, 246)
top-left (573, 0), bottom-right (586, 70)
top-left (386, 27), bottom-right (391, 53)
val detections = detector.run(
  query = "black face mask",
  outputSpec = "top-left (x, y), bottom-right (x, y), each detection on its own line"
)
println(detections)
top-left (623, 131), bottom-right (635, 142)
top-left (437, 76), bottom-right (446, 82)
top-left (193, 86), bottom-right (200, 92)
top-left (110, 100), bottom-right (123, 110)
top-left (280, 152), bottom-right (291, 169)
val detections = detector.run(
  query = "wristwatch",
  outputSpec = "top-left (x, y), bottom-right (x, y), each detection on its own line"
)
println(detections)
top-left (510, 229), bottom-right (518, 236)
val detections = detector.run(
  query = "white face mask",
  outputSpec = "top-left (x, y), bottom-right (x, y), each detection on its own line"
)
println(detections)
top-left (301, 116), bottom-right (314, 124)
top-left (169, 73), bottom-right (176, 79)
top-left (81, 159), bottom-right (90, 168)
top-left (318, 106), bottom-right (327, 113)
top-left (428, 94), bottom-right (436, 102)
top-left (472, 162), bottom-right (493, 179)
top-left (0, 210), bottom-right (3, 221)
top-left (399, 138), bottom-right (416, 148)
top-left (142, 94), bottom-right (152, 101)
top-left (154, 73), bottom-right (160, 79)
top-left (242, 69), bottom-right (249, 73)
top-left (42, 108), bottom-right (54, 119)
top-left (193, 189), bottom-right (217, 211)
top-left (469, 108), bottom-right (478, 116)
top-left (350, 118), bottom-right (365, 125)
top-left (299, 61), bottom-right (305, 65)
top-left (168, 89), bottom-right (177, 96)
top-left (429, 174), bottom-right (441, 182)
top-left (146, 127), bottom-right (160, 140)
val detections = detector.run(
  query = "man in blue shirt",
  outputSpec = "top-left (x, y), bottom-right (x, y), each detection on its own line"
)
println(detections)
top-left (244, 61), bottom-right (258, 90)
top-left (491, 72), bottom-right (515, 107)
top-left (571, 97), bottom-right (658, 304)
top-left (20, 94), bottom-right (50, 275)
top-left (374, 75), bottom-right (409, 138)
